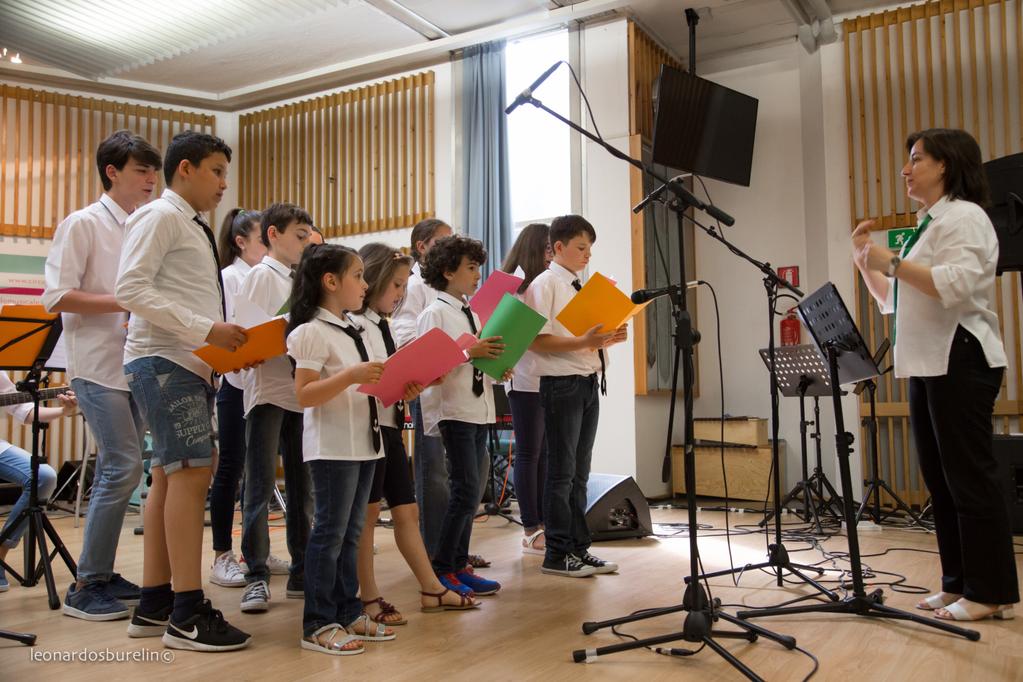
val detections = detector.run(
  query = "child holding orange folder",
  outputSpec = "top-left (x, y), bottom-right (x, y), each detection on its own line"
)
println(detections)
top-left (524, 215), bottom-right (628, 578)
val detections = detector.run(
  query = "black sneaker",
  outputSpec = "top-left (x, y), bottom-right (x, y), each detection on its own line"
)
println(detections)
top-left (540, 554), bottom-right (597, 578)
top-left (127, 603), bottom-right (172, 638)
top-left (286, 574), bottom-right (304, 599)
top-left (162, 600), bottom-right (251, 652)
top-left (578, 552), bottom-right (618, 574)
top-left (107, 573), bottom-right (141, 606)
top-left (240, 580), bottom-right (270, 613)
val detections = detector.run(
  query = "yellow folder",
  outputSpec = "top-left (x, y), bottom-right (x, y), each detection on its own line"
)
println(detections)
top-left (556, 272), bottom-right (650, 336)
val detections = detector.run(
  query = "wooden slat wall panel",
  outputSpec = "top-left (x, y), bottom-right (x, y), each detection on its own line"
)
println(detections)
top-left (0, 84), bottom-right (215, 470)
top-left (627, 22), bottom-right (684, 144)
top-left (844, 0), bottom-right (1022, 506)
top-left (237, 70), bottom-right (435, 238)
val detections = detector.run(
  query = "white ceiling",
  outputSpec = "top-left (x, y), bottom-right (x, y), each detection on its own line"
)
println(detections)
top-left (0, 0), bottom-right (892, 109)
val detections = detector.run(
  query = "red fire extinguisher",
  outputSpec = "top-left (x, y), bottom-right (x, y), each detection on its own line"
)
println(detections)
top-left (780, 307), bottom-right (801, 346)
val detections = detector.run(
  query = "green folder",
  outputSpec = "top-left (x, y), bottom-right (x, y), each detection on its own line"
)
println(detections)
top-left (472, 294), bottom-right (547, 381)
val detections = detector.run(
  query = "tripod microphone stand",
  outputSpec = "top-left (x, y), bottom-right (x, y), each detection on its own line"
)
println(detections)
top-left (736, 283), bottom-right (980, 641)
top-left (480, 385), bottom-right (520, 526)
top-left (0, 309), bottom-right (78, 613)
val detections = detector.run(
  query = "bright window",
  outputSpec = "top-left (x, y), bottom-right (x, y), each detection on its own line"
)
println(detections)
top-left (505, 29), bottom-right (571, 231)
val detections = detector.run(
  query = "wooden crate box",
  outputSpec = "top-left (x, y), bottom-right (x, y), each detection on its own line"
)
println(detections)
top-left (693, 417), bottom-right (768, 447)
top-left (671, 441), bottom-right (786, 502)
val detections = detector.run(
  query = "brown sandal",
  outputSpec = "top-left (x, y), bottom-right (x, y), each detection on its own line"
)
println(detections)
top-left (420, 588), bottom-right (481, 613)
top-left (362, 596), bottom-right (407, 626)
top-left (467, 554), bottom-right (491, 568)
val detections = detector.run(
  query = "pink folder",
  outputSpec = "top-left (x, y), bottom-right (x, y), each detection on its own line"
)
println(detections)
top-left (469, 270), bottom-right (524, 326)
top-left (358, 328), bottom-right (470, 407)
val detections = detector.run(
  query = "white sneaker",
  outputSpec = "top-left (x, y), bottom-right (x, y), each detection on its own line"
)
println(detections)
top-left (266, 554), bottom-right (290, 576)
top-left (210, 551), bottom-right (247, 587)
top-left (240, 580), bottom-right (270, 613)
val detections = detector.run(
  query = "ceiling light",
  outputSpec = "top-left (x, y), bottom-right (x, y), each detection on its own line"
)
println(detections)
top-left (10, 53), bottom-right (22, 64)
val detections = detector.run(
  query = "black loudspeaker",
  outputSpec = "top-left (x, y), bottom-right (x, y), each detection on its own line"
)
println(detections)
top-left (992, 435), bottom-right (1023, 535)
top-left (53, 460), bottom-right (94, 502)
top-left (984, 153), bottom-right (1023, 274)
top-left (585, 473), bottom-right (653, 541)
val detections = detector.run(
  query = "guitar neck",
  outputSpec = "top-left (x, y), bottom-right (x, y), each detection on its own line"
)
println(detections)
top-left (0, 386), bottom-right (70, 408)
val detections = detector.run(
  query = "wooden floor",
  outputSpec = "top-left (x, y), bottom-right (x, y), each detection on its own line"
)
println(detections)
top-left (1, 504), bottom-right (1021, 681)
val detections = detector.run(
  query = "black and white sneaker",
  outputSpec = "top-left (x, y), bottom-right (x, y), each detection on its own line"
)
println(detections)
top-left (579, 552), bottom-right (618, 574)
top-left (286, 574), bottom-right (304, 599)
top-left (127, 604), bottom-right (172, 637)
top-left (162, 600), bottom-right (251, 652)
top-left (240, 580), bottom-right (270, 613)
top-left (540, 554), bottom-right (597, 578)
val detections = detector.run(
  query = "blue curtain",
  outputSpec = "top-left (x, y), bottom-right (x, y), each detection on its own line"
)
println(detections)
top-left (462, 40), bottom-right (512, 277)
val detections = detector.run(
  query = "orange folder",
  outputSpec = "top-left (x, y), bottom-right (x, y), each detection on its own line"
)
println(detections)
top-left (555, 272), bottom-right (650, 336)
top-left (0, 305), bottom-right (60, 370)
top-left (193, 318), bottom-right (287, 374)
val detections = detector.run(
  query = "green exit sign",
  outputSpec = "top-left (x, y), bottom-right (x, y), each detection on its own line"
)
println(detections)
top-left (887, 228), bottom-right (915, 250)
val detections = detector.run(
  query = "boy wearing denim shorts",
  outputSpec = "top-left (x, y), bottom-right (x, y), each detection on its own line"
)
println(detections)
top-left (116, 131), bottom-right (250, 651)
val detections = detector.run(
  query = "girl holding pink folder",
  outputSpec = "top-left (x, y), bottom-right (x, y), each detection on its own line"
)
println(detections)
top-left (352, 242), bottom-right (481, 627)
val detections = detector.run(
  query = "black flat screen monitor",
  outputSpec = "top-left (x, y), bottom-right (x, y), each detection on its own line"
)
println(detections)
top-left (652, 65), bottom-right (758, 187)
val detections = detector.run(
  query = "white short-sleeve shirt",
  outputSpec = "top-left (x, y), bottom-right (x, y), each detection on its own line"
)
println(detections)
top-left (0, 372), bottom-right (36, 454)
top-left (391, 262), bottom-right (438, 348)
top-left (221, 257), bottom-right (254, 390)
top-left (880, 196), bottom-right (1007, 378)
top-left (416, 291), bottom-right (495, 436)
top-left (287, 308), bottom-right (383, 462)
top-left (523, 262), bottom-right (602, 377)
top-left (238, 256), bottom-right (300, 414)
top-left (350, 308), bottom-right (399, 430)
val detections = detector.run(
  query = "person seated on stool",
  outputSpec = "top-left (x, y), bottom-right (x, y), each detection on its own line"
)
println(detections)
top-left (0, 373), bottom-right (78, 591)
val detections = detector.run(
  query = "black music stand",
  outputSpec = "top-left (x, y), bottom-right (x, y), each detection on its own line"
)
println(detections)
top-left (756, 344), bottom-right (843, 533)
top-left (737, 283), bottom-right (981, 641)
top-left (0, 307), bottom-right (77, 612)
top-left (851, 340), bottom-right (925, 526)
top-left (481, 385), bottom-right (520, 526)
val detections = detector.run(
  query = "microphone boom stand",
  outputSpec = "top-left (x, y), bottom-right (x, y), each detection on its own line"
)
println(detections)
top-left (512, 95), bottom-right (797, 679)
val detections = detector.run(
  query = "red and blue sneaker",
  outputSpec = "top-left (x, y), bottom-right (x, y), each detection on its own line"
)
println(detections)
top-left (455, 567), bottom-right (501, 596)
top-left (438, 573), bottom-right (475, 597)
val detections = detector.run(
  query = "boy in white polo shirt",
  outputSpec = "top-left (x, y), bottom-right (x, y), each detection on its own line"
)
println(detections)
top-left (237, 202), bottom-right (314, 613)
top-left (525, 215), bottom-right (627, 578)
top-left (44, 130), bottom-right (161, 621)
top-left (116, 130), bottom-right (250, 651)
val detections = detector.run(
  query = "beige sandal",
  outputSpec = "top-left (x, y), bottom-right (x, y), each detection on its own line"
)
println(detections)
top-left (916, 592), bottom-right (962, 611)
top-left (421, 587), bottom-right (481, 613)
top-left (522, 529), bottom-right (545, 556)
top-left (300, 623), bottom-right (364, 656)
top-left (934, 599), bottom-right (1015, 622)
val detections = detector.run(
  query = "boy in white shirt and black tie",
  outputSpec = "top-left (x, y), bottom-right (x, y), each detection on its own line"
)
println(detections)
top-left (416, 236), bottom-right (510, 598)
top-left (524, 215), bottom-right (627, 578)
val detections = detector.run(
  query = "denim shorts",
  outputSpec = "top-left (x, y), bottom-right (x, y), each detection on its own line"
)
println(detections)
top-left (125, 356), bottom-right (216, 475)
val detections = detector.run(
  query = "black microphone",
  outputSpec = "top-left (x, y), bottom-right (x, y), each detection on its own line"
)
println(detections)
top-left (664, 177), bottom-right (735, 227)
top-left (630, 281), bottom-right (701, 304)
top-left (505, 61), bottom-right (563, 115)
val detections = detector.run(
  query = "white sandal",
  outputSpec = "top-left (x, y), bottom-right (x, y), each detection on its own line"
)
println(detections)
top-left (300, 623), bottom-right (364, 656)
top-left (934, 599), bottom-right (1015, 622)
top-left (348, 613), bottom-right (397, 641)
top-left (522, 529), bottom-right (545, 556)
top-left (916, 592), bottom-right (962, 611)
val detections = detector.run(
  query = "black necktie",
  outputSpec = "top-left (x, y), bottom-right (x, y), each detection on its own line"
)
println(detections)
top-left (376, 317), bottom-right (405, 427)
top-left (323, 320), bottom-right (381, 453)
top-left (572, 279), bottom-right (607, 396)
top-left (194, 215), bottom-right (226, 321)
top-left (460, 306), bottom-right (485, 397)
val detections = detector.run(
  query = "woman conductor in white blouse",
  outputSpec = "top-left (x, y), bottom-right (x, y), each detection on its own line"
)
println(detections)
top-left (853, 128), bottom-right (1019, 622)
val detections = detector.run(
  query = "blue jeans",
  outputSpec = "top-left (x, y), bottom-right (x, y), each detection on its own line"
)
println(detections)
top-left (431, 420), bottom-right (488, 575)
top-left (72, 378), bottom-right (146, 583)
top-left (303, 458), bottom-right (375, 635)
top-left (241, 404), bottom-right (311, 582)
top-left (508, 390), bottom-right (547, 531)
top-left (125, 357), bottom-right (214, 474)
top-left (0, 445), bottom-right (57, 549)
top-left (540, 375), bottom-right (599, 560)
top-left (411, 397), bottom-right (448, 558)
top-left (210, 380), bottom-right (246, 553)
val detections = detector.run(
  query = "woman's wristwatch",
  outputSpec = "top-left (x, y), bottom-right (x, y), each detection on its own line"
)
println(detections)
top-left (886, 255), bottom-right (902, 277)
